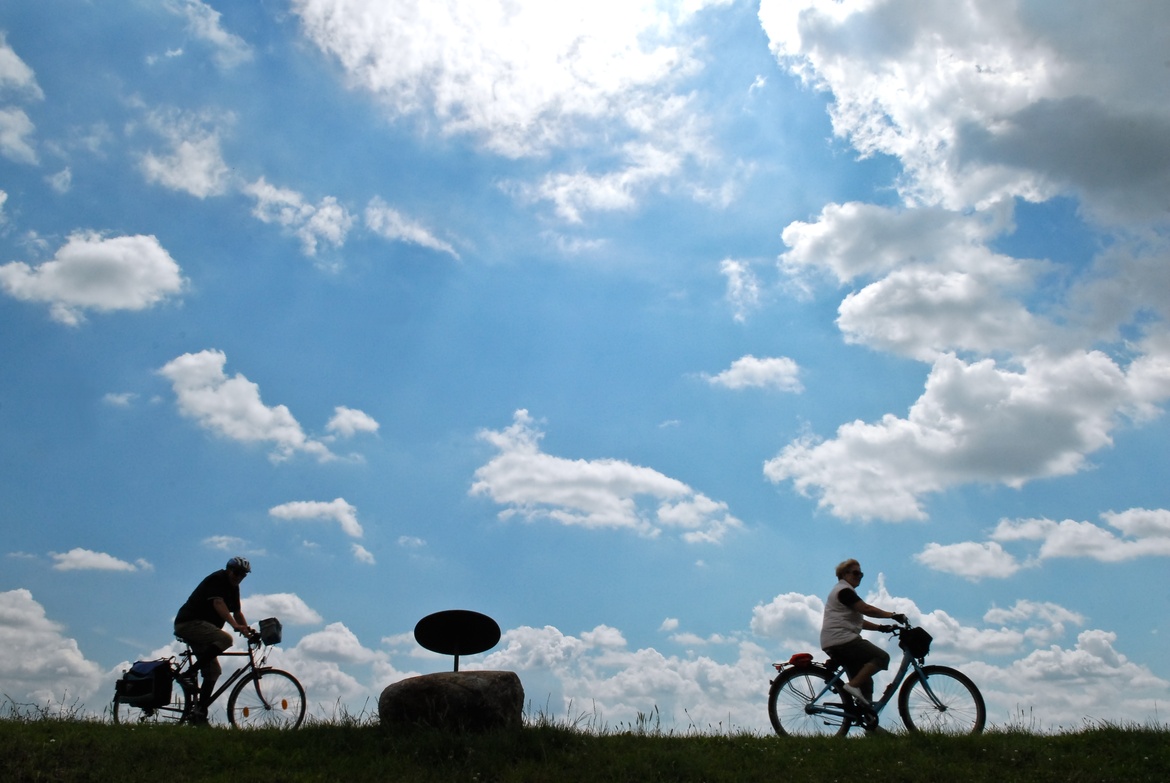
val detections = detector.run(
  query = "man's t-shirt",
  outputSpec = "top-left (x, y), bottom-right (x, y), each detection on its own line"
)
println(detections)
top-left (175, 570), bottom-right (240, 627)
top-left (820, 579), bottom-right (864, 649)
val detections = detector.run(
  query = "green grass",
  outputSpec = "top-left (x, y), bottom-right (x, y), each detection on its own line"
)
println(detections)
top-left (2, 700), bottom-right (1168, 782)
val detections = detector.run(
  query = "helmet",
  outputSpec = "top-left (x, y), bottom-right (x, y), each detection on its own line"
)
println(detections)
top-left (226, 556), bottom-right (252, 574)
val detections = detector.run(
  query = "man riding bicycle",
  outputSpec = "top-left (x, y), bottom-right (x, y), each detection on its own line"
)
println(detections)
top-left (174, 556), bottom-right (260, 724)
top-left (821, 558), bottom-right (906, 707)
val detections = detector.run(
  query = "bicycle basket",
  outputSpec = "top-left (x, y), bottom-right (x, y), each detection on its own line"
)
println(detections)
top-left (115, 659), bottom-right (173, 708)
top-left (899, 626), bottom-right (933, 660)
top-left (259, 617), bottom-right (283, 645)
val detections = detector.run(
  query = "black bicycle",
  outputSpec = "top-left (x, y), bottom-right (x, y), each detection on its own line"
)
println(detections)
top-left (768, 622), bottom-right (985, 736)
top-left (112, 619), bottom-right (305, 729)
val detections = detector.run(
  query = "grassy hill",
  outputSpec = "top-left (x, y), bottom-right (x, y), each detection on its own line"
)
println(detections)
top-left (3, 709), bottom-right (1168, 783)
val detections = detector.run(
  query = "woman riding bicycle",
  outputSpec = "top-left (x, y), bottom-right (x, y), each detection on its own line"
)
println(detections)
top-left (821, 558), bottom-right (906, 706)
top-left (173, 556), bottom-right (260, 724)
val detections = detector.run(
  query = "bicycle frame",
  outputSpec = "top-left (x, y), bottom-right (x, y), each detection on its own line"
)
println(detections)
top-left (799, 646), bottom-right (923, 724)
top-left (175, 639), bottom-right (270, 708)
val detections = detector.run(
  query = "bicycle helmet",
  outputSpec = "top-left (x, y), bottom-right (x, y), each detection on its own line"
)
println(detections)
top-left (226, 556), bottom-right (252, 574)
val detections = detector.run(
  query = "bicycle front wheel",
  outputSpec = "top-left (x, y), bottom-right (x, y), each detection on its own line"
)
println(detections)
top-left (112, 679), bottom-right (192, 726)
top-left (768, 666), bottom-right (852, 737)
top-left (227, 668), bottom-right (305, 729)
top-left (898, 665), bottom-right (985, 734)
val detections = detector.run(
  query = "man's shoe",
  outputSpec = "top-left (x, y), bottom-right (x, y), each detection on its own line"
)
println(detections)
top-left (188, 705), bottom-right (209, 726)
top-left (842, 683), bottom-right (870, 706)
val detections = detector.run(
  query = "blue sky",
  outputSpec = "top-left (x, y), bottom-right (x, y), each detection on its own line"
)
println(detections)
top-left (2, 0), bottom-right (1169, 731)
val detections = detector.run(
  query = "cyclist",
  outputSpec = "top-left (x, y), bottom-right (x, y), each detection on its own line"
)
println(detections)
top-left (820, 558), bottom-right (906, 707)
top-left (174, 556), bottom-right (259, 724)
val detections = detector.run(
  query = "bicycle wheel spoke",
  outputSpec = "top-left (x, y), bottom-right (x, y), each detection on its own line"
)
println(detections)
top-left (768, 667), bottom-right (852, 737)
top-left (898, 666), bottom-right (985, 735)
top-left (112, 679), bottom-right (191, 726)
top-left (227, 669), bottom-right (305, 729)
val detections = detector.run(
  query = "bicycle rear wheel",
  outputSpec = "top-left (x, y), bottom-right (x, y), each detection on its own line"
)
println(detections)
top-left (227, 668), bottom-right (305, 729)
top-left (898, 665), bottom-right (985, 734)
top-left (112, 679), bottom-right (192, 725)
top-left (768, 666), bottom-right (852, 737)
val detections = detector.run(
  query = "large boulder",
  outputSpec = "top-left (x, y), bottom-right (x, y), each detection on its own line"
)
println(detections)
top-left (379, 671), bottom-right (524, 732)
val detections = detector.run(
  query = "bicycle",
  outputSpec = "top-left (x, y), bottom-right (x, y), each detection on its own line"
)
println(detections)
top-left (768, 621), bottom-right (985, 736)
top-left (112, 620), bottom-right (305, 729)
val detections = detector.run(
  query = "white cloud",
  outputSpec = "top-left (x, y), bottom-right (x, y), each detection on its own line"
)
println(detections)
top-left (158, 349), bottom-right (335, 462)
top-left (0, 106), bottom-right (36, 164)
top-left (703, 354), bottom-right (802, 392)
top-left (293, 0), bottom-right (730, 221)
top-left (351, 543), bottom-right (375, 564)
top-left (364, 198), bottom-right (460, 259)
top-left (470, 410), bottom-right (742, 543)
top-left (243, 177), bottom-right (355, 257)
top-left (102, 392), bottom-right (138, 407)
top-left (922, 508), bottom-right (1170, 579)
top-left (0, 232), bottom-right (186, 325)
top-left (0, 589), bottom-right (104, 708)
top-left (325, 406), bottom-right (380, 438)
top-left (243, 592), bottom-right (324, 626)
top-left (169, 0), bottom-right (254, 69)
top-left (765, 350), bottom-right (1165, 522)
top-left (758, 1), bottom-right (1170, 225)
top-left (141, 135), bottom-right (230, 198)
top-left (270, 498), bottom-right (363, 538)
top-left (756, 3), bottom-right (1170, 522)
top-left (720, 258), bottom-right (760, 323)
top-left (914, 541), bottom-right (1023, 582)
top-left (0, 32), bottom-right (43, 100)
top-left (49, 548), bottom-right (151, 572)
top-left (46, 167), bottom-right (72, 193)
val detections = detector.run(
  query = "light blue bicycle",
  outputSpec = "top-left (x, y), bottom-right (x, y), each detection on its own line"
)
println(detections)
top-left (768, 622), bottom-right (986, 736)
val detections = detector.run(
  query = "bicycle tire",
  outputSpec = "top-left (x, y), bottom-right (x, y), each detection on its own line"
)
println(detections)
top-left (768, 665), bottom-right (853, 737)
top-left (227, 668), bottom-right (305, 729)
top-left (898, 665), bottom-right (985, 734)
top-left (112, 677), bottom-right (192, 726)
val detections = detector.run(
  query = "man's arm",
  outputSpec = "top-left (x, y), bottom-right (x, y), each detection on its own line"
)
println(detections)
top-left (211, 597), bottom-right (251, 634)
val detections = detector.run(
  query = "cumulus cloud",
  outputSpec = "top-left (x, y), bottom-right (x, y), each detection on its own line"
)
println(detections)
top-left (140, 108), bottom-right (233, 198)
top-left (0, 32), bottom-right (43, 99)
top-left (914, 541), bottom-right (1024, 582)
top-left (351, 543), bottom-right (375, 564)
top-left (0, 232), bottom-right (186, 325)
top-left (756, 3), bottom-right (1170, 522)
top-left (243, 177), bottom-right (355, 257)
top-left (158, 349), bottom-right (335, 462)
top-left (0, 106), bottom-right (37, 164)
top-left (470, 410), bottom-right (742, 543)
top-left (919, 508), bottom-right (1170, 580)
top-left (269, 498), bottom-right (364, 538)
top-left (168, 0), bottom-right (254, 69)
top-left (703, 355), bottom-right (802, 392)
top-left (325, 406), bottom-right (380, 438)
top-left (720, 258), bottom-right (761, 322)
top-left (243, 592), bottom-right (324, 626)
top-left (758, 0), bottom-right (1170, 224)
top-left (364, 198), bottom-right (460, 259)
top-left (765, 348), bottom-right (1170, 522)
top-left (292, 0), bottom-right (730, 221)
top-left (49, 549), bottom-right (152, 572)
top-left (0, 589), bottom-right (103, 707)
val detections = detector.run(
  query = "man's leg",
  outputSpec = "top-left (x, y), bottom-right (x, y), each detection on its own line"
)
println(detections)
top-left (174, 622), bottom-right (232, 715)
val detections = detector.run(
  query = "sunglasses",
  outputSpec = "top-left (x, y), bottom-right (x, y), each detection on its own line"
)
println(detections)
top-left (848, 570), bottom-right (864, 578)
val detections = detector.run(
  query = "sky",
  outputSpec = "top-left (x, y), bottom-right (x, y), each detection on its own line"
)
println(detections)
top-left (2, 0), bottom-right (1169, 733)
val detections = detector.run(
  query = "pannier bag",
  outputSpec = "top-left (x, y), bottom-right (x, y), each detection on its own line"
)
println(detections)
top-left (259, 617), bottom-right (282, 645)
top-left (115, 659), bottom-right (173, 708)
top-left (899, 626), bottom-right (933, 660)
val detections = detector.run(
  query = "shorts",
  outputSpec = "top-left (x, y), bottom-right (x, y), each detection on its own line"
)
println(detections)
top-left (174, 621), bottom-right (232, 678)
top-left (824, 637), bottom-right (890, 679)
